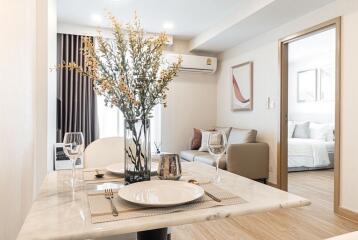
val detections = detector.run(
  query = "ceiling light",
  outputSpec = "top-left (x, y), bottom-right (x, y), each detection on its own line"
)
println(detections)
top-left (91, 14), bottom-right (102, 24)
top-left (163, 21), bottom-right (174, 30)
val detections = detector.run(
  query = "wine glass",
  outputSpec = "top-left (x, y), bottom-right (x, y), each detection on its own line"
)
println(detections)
top-left (63, 132), bottom-right (84, 188)
top-left (208, 131), bottom-right (227, 183)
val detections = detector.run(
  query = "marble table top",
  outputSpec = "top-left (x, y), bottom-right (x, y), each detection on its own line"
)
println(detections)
top-left (17, 162), bottom-right (310, 240)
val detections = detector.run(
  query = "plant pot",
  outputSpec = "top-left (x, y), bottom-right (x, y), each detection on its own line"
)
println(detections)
top-left (124, 118), bottom-right (151, 184)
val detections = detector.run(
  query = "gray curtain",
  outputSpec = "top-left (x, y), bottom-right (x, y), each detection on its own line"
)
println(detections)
top-left (57, 33), bottom-right (99, 147)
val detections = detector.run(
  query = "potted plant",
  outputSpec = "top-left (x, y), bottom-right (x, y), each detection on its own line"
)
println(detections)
top-left (59, 14), bottom-right (181, 183)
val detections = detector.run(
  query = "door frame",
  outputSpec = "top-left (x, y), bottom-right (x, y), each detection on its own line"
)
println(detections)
top-left (277, 17), bottom-right (341, 212)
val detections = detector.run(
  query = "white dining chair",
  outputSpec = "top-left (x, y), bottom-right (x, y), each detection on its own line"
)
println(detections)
top-left (84, 137), bottom-right (173, 240)
top-left (84, 137), bottom-right (125, 168)
top-left (85, 137), bottom-right (137, 240)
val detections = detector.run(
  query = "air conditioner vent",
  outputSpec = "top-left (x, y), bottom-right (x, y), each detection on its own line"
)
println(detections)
top-left (165, 54), bottom-right (217, 74)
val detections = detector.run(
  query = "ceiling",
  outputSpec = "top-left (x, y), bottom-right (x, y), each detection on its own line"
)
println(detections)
top-left (58, 0), bottom-right (336, 53)
top-left (189, 0), bottom-right (336, 52)
top-left (57, 0), bottom-right (247, 39)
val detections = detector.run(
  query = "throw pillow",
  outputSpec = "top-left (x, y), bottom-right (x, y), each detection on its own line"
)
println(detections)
top-left (293, 121), bottom-right (310, 138)
top-left (190, 128), bottom-right (202, 150)
top-left (198, 130), bottom-right (217, 152)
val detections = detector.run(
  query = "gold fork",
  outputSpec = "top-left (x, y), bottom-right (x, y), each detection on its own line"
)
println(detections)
top-left (104, 189), bottom-right (118, 217)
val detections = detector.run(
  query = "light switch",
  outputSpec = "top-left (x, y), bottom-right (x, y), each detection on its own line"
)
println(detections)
top-left (267, 97), bottom-right (276, 109)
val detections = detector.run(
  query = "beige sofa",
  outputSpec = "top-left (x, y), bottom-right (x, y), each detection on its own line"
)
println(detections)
top-left (180, 128), bottom-right (269, 182)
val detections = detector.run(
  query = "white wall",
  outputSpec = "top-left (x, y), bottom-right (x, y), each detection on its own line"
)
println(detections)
top-left (0, 0), bottom-right (56, 238)
top-left (162, 71), bottom-right (217, 153)
top-left (217, 42), bottom-right (280, 183)
top-left (34, 0), bottom-right (57, 195)
top-left (217, 0), bottom-right (358, 214)
top-left (340, 10), bottom-right (358, 212)
top-left (161, 40), bottom-right (217, 153)
top-left (288, 28), bottom-right (336, 123)
top-left (0, 0), bottom-right (36, 239)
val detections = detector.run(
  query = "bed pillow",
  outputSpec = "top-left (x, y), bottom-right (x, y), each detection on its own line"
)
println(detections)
top-left (288, 121), bottom-right (296, 138)
top-left (309, 122), bottom-right (335, 141)
top-left (293, 122), bottom-right (310, 138)
top-left (310, 122), bottom-right (329, 141)
top-left (326, 123), bottom-right (335, 141)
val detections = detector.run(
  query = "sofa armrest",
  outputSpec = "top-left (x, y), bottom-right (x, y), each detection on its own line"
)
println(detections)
top-left (226, 143), bottom-right (269, 180)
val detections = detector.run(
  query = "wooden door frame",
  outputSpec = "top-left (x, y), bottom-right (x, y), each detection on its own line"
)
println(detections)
top-left (278, 17), bottom-right (341, 212)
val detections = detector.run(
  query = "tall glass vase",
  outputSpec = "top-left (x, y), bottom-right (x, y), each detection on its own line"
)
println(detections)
top-left (124, 118), bottom-right (151, 184)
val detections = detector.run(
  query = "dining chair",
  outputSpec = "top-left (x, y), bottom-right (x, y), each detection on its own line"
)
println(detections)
top-left (85, 136), bottom-right (136, 240)
top-left (84, 137), bottom-right (125, 168)
top-left (84, 137), bottom-right (173, 240)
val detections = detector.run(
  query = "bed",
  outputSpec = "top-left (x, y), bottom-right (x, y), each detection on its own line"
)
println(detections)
top-left (288, 138), bottom-right (335, 172)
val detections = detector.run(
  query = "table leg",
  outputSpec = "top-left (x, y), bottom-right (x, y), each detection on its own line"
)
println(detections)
top-left (137, 228), bottom-right (168, 240)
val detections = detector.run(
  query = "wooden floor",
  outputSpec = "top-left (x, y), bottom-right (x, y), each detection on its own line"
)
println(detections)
top-left (172, 170), bottom-right (358, 240)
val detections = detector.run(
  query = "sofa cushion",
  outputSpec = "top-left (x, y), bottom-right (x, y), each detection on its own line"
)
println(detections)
top-left (215, 127), bottom-right (232, 139)
top-left (180, 150), bottom-right (208, 162)
top-left (228, 128), bottom-right (257, 144)
top-left (194, 154), bottom-right (226, 169)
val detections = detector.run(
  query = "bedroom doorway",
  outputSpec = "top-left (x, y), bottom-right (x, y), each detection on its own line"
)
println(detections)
top-left (279, 18), bottom-right (341, 212)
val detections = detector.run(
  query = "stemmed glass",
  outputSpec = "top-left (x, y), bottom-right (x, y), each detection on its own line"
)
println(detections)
top-left (208, 131), bottom-right (227, 183)
top-left (63, 132), bottom-right (84, 188)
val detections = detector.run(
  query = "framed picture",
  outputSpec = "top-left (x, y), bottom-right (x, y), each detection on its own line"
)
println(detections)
top-left (320, 66), bottom-right (335, 102)
top-left (231, 61), bottom-right (253, 111)
top-left (297, 69), bottom-right (318, 102)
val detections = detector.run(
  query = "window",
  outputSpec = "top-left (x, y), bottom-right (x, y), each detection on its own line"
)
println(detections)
top-left (95, 38), bottom-right (162, 151)
top-left (97, 96), bottom-right (162, 151)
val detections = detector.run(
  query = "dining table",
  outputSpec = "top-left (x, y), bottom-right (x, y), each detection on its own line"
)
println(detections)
top-left (17, 161), bottom-right (310, 240)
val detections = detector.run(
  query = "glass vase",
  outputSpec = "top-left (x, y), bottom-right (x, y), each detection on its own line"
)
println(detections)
top-left (124, 118), bottom-right (151, 184)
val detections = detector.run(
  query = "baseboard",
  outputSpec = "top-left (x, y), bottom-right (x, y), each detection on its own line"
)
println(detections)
top-left (336, 207), bottom-right (358, 223)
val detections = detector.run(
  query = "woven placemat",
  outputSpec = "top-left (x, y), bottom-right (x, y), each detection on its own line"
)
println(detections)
top-left (87, 183), bottom-right (247, 224)
top-left (83, 165), bottom-right (159, 184)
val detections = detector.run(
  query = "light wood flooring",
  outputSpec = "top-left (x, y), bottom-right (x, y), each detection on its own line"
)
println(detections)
top-left (172, 170), bottom-right (358, 240)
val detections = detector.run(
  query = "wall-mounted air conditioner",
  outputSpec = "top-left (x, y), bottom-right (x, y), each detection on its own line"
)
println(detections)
top-left (165, 54), bottom-right (217, 73)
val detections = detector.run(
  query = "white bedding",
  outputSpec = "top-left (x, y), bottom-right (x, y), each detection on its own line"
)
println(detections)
top-left (288, 138), bottom-right (334, 168)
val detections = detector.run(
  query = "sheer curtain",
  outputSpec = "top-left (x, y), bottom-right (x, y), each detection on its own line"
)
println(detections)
top-left (97, 96), bottom-right (162, 151)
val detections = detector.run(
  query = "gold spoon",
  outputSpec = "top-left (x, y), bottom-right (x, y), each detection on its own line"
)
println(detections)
top-left (188, 179), bottom-right (221, 202)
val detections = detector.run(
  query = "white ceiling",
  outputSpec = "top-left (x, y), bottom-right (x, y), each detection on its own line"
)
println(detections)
top-left (57, 0), bottom-right (248, 39)
top-left (189, 0), bottom-right (336, 52)
top-left (58, 0), bottom-right (336, 53)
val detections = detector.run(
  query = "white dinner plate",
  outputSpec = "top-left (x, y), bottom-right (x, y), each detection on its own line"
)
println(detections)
top-left (118, 180), bottom-right (204, 207)
top-left (106, 162), bottom-right (158, 175)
